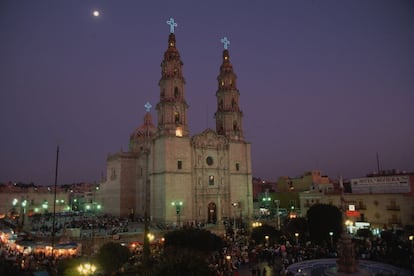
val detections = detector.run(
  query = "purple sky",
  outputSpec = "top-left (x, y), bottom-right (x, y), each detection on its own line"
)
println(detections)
top-left (1, 1), bottom-right (413, 185)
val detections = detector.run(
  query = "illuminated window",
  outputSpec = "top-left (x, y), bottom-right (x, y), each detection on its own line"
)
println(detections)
top-left (175, 127), bottom-right (183, 137)
top-left (209, 175), bottom-right (214, 185)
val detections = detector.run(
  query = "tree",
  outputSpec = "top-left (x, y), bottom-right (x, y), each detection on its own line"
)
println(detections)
top-left (285, 217), bottom-right (308, 242)
top-left (152, 249), bottom-right (214, 276)
top-left (96, 242), bottom-right (131, 274)
top-left (152, 228), bottom-right (223, 275)
top-left (163, 228), bottom-right (223, 254)
top-left (307, 204), bottom-right (342, 245)
top-left (251, 224), bottom-right (281, 245)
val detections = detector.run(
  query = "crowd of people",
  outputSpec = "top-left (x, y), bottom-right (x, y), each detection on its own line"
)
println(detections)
top-left (1, 214), bottom-right (414, 275)
top-left (28, 212), bottom-right (133, 237)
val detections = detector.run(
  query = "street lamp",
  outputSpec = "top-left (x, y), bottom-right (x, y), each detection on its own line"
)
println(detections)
top-left (225, 255), bottom-right (232, 271)
top-left (231, 202), bottom-right (238, 229)
top-left (329, 231), bottom-right (334, 247)
top-left (295, 232), bottom-right (299, 244)
top-left (252, 221), bottom-right (262, 228)
top-left (262, 196), bottom-right (271, 218)
top-left (21, 199), bottom-right (27, 227)
top-left (171, 201), bottom-right (183, 226)
top-left (274, 199), bottom-right (280, 230)
top-left (42, 201), bottom-right (48, 213)
top-left (265, 235), bottom-right (269, 246)
top-left (147, 232), bottom-right (155, 243)
top-left (77, 262), bottom-right (97, 275)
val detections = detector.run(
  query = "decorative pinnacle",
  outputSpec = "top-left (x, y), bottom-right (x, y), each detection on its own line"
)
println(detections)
top-left (166, 17), bottom-right (178, 33)
top-left (144, 102), bottom-right (152, 112)
top-left (221, 37), bottom-right (230, 50)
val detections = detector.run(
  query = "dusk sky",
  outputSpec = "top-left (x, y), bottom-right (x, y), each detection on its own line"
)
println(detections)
top-left (1, 1), bottom-right (413, 185)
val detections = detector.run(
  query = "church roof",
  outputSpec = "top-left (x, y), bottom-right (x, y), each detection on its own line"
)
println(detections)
top-left (130, 112), bottom-right (156, 139)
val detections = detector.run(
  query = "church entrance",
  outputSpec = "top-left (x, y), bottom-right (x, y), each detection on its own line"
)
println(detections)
top-left (207, 202), bottom-right (217, 224)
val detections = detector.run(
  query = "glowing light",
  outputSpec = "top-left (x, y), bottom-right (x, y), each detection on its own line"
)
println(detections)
top-left (221, 37), bottom-right (230, 50)
top-left (166, 17), bottom-right (178, 33)
top-left (93, 10), bottom-right (100, 17)
top-left (78, 262), bottom-right (97, 275)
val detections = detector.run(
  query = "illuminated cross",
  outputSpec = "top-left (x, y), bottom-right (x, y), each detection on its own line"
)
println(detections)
top-left (166, 18), bottom-right (178, 33)
top-left (221, 37), bottom-right (230, 50)
top-left (144, 102), bottom-right (152, 112)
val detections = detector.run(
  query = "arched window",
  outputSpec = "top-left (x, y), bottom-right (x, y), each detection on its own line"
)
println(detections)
top-left (174, 87), bottom-right (180, 99)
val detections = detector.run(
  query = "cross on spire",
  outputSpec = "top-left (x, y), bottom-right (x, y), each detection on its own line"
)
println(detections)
top-left (221, 37), bottom-right (230, 50)
top-left (166, 18), bottom-right (178, 33)
top-left (144, 102), bottom-right (152, 112)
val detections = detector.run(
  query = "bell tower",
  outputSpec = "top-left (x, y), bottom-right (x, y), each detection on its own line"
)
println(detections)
top-left (214, 37), bottom-right (244, 141)
top-left (156, 18), bottom-right (189, 137)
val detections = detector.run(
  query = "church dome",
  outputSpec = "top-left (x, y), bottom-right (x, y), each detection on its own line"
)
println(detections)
top-left (129, 112), bottom-right (156, 152)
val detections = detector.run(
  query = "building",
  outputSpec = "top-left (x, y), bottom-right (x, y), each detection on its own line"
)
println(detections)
top-left (300, 171), bottom-right (414, 231)
top-left (0, 182), bottom-right (98, 220)
top-left (99, 21), bottom-right (253, 225)
top-left (271, 170), bottom-right (331, 218)
top-left (252, 177), bottom-right (277, 201)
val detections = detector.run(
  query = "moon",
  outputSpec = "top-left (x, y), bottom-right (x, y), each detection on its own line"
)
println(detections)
top-left (93, 10), bottom-right (100, 17)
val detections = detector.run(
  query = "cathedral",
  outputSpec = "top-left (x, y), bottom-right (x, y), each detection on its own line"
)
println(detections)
top-left (100, 19), bottom-right (253, 225)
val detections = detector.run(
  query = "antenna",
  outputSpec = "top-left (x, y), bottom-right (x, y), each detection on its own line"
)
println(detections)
top-left (206, 104), bottom-right (209, 129)
top-left (376, 152), bottom-right (381, 173)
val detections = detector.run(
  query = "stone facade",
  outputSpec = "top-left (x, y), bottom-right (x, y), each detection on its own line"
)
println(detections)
top-left (99, 31), bottom-right (253, 225)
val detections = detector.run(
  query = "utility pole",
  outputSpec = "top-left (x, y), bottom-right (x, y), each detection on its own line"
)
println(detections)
top-left (51, 145), bottom-right (59, 257)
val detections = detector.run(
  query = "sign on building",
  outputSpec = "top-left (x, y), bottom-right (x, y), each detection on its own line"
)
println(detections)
top-left (350, 175), bottom-right (410, 194)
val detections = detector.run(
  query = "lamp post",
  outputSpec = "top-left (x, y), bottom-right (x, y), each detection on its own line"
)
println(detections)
top-left (42, 201), bottom-right (48, 213)
top-left (252, 221), bottom-right (262, 228)
top-left (171, 201), bottom-right (183, 227)
top-left (77, 262), bottom-right (97, 275)
top-left (225, 255), bottom-right (232, 271)
top-left (265, 235), bottom-right (269, 247)
top-left (262, 195), bottom-right (271, 219)
top-left (329, 231), bottom-right (334, 247)
top-left (231, 202), bottom-right (238, 229)
top-left (21, 199), bottom-right (27, 227)
top-left (274, 199), bottom-right (280, 230)
top-left (12, 198), bottom-right (18, 222)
